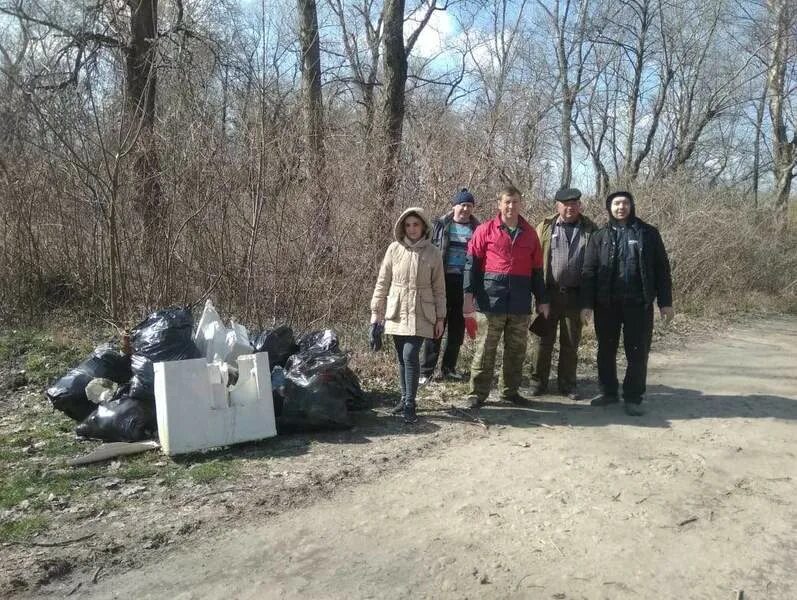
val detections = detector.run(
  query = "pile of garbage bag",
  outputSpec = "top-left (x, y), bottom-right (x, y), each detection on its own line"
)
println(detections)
top-left (46, 300), bottom-right (367, 443)
top-left (46, 306), bottom-right (201, 442)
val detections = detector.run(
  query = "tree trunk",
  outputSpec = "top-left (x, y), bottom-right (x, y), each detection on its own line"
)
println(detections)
top-left (752, 79), bottom-right (767, 209)
top-left (298, 0), bottom-right (330, 248)
top-left (299, 0), bottom-right (325, 171)
top-left (560, 87), bottom-right (573, 188)
top-left (767, 0), bottom-right (795, 224)
top-left (379, 0), bottom-right (407, 209)
top-left (127, 0), bottom-right (163, 284)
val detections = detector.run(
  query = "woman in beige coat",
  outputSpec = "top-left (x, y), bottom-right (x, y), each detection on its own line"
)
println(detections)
top-left (371, 207), bottom-right (446, 423)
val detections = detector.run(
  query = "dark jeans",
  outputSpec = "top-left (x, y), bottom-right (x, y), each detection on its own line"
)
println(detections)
top-left (594, 301), bottom-right (654, 403)
top-left (421, 273), bottom-right (465, 375)
top-left (393, 335), bottom-right (424, 407)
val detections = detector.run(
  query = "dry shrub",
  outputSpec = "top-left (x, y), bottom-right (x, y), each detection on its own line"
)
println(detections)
top-left (598, 177), bottom-right (797, 315)
top-left (2, 111), bottom-right (796, 330)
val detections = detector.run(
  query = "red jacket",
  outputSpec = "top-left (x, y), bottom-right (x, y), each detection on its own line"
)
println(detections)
top-left (464, 213), bottom-right (547, 314)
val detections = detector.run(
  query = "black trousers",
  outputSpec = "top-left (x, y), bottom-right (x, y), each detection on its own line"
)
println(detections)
top-left (594, 301), bottom-right (654, 403)
top-left (421, 273), bottom-right (465, 375)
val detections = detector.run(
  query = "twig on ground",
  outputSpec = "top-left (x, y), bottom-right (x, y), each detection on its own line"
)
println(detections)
top-left (66, 582), bottom-right (82, 596)
top-left (7, 533), bottom-right (95, 547)
top-left (426, 397), bottom-right (489, 429)
top-left (178, 486), bottom-right (249, 506)
top-left (91, 565), bottom-right (103, 584)
top-left (515, 574), bottom-right (544, 591)
top-left (677, 516), bottom-right (699, 527)
top-left (549, 537), bottom-right (565, 557)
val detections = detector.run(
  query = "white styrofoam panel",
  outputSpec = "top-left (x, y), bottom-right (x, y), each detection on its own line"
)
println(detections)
top-left (154, 352), bottom-right (277, 456)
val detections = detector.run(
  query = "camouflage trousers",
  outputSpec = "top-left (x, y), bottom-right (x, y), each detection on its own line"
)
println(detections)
top-left (468, 312), bottom-right (531, 400)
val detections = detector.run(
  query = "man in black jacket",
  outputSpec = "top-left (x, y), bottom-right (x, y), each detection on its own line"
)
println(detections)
top-left (580, 191), bottom-right (674, 416)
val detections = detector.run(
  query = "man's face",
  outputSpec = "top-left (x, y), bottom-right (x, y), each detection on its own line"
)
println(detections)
top-left (498, 193), bottom-right (522, 222)
top-left (556, 199), bottom-right (581, 223)
top-left (610, 196), bottom-right (631, 221)
top-left (453, 202), bottom-right (474, 222)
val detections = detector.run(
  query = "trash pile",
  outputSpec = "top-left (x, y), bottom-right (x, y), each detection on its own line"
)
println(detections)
top-left (45, 301), bottom-right (367, 443)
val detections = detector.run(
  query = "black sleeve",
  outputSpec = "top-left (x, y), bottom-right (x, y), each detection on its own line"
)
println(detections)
top-left (431, 218), bottom-right (444, 249)
top-left (532, 268), bottom-right (548, 305)
top-left (580, 231), bottom-right (600, 309)
top-left (652, 229), bottom-right (673, 307)
top-left (464, 252), bottom-right (482, 296)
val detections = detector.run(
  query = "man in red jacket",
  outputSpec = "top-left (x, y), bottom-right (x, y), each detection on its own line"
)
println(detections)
top-left (464, 185), bottom-right (550, 409)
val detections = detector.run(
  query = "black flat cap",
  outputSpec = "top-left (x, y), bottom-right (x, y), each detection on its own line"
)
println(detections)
top-left (554, 187), bottom-right (582, 202)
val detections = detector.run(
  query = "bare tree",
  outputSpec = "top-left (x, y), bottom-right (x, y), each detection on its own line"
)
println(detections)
top-left (537, 0), bottom-right (592, 187)
top-left (298, 0), bottom-right (325, 170)
top-left (379, 0), bottom-right (445, 206)
top-left (0, 0), bottom-right (194, 263)
top-left (766, 0), bottom-right (796, 221)
top-left (327, 0), bottom-right (383, 136)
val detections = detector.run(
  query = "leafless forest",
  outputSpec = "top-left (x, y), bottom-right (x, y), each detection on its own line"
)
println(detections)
top-left (0, 0), bottom-right (795, 328)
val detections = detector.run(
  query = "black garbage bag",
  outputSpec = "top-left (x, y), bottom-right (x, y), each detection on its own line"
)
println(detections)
top-left (130, 307), bottom-right (200, 360)
top-left (271, 366), bottom-right (286, 417)
top-left (129, 355), bottom-right (155, 402)
top-left (286, 350), bottom-right (368, 411)
top-left (285, 349), bottom-right (347, 379)
top-left (46, 345), bottom-right (133, 421)
top-left (275, 349), bottom-right (367, 432)
top-left (129, 307), bottom-right (201, 401)
top-left (276, 376), bottom-right (351, 433)
top-left (75, 395), bottom-right (156, 442)
top-left (296, 329), bottom-right (339, 353)
top-left (252, 326), bottom-right (298, 368)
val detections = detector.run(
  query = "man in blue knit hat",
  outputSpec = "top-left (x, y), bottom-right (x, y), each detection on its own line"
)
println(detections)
top-left (419, 188), bottom-right (480, 383)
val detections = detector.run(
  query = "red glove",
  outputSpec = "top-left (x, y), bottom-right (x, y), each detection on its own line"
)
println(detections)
top-left (464, 313), bottom-right (478, 340)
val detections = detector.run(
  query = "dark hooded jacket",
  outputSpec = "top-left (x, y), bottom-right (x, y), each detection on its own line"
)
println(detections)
top-left (430, 210), bottom-right (480, 262)
top-left (580, 192), bottom-right (673, 309)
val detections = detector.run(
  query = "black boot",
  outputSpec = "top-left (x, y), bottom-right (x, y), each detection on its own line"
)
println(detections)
top-left (403, 401), bottom-right (418, 424)
top-left (623, 399), bottom-right (645, 416)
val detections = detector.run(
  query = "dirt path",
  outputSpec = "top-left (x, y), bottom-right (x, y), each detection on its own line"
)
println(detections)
top-left (77, 316), bottom-right (797, 599)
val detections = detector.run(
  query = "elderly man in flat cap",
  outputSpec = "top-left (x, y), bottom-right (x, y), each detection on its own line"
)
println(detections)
top-left (529, 187), bottom-right (597, 400)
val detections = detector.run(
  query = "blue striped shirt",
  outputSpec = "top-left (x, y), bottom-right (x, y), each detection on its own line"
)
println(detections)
top-left (446, 222), bottom-right (474, 274)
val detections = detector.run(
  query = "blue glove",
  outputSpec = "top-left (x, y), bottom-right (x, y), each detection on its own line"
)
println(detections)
top-left (369, 322), bottom-right (384, 352)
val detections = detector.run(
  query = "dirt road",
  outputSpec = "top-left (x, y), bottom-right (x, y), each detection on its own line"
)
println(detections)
top-left (78, 316), bottom-right (797, 599)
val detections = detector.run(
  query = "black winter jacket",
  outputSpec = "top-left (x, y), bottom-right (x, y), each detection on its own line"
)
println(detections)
top-left (580, 217), bottom-right (673, 309)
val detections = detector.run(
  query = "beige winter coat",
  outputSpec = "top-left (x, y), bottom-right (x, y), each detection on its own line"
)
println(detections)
top-left (370, 207), bottom-right (447, 338)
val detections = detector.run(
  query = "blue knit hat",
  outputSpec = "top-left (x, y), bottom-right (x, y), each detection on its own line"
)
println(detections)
top-left (452, 188), bottom-right (476, 205)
